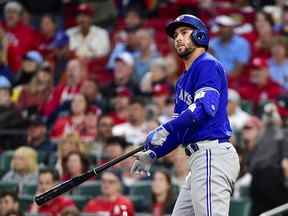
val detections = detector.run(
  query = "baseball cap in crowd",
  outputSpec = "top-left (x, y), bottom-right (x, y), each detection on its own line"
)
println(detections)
top-left (228, 89), bottom-right (240, 103)
top-left (152, 83), bottom-right (171, 96)
top-left (0, 76), bottom-right (11, 89)
top-left (115, 52), bottom-right (134, 67)
top-left (215, 15), bottom-right (238, 27)
top-left (250, 57), bottom-right (268, 69)
top-left (77, 3), bottom-right (94, 16)
top-left (51, 32), bottom-right (69, 49)
top-left (23, 51), bottom-right (44, 65)
top-left (4, 1), bottom-right (22, 13)
top-left (115, 86), bottom-right (133, 98)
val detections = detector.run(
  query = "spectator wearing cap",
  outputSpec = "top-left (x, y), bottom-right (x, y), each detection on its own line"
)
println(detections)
top-left (14, 63), bottom-right (53, 113)
top-left (112, 98), bottom-right (148, 145)
top-left (0, 76), bottom-right (26, 150)
top-left (108, 86), bottom-right (132, 125)
top-left (267, 36), bottom-right (288, 90)
top-left (14, 50), bottom-right (44, 86)
top-left (66, 3), bottom-right (110, 59)
top-left (140, 57), bottom-right (170, 94)
top-left (103, 52), bottom-right (139, 99)
top-left (83, 169), bottom-right (135, 216)
top-left (150, 83), bottom-right (174, 124)
top-left (133, 28), bottom-right (160, 83)
top-left (42, 58), bottom-right (85, 118)
top-left (27, 114), bottom-right (56, 154)
top-left (244, 113), bottom-right (288, 215)
top-left (227, 88), bottom-right (250, 132)
top-left (0, 1), bottom-right (39, 72)
top-left (107, 25), bottom-right (140, 70)
top-left (237, 57), bottom-right (284, 112)
top-left (210, 15), bottom-right (251, 77)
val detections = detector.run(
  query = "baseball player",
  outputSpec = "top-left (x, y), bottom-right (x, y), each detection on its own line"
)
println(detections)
top-left (131, 14), bottom-right (240, 216)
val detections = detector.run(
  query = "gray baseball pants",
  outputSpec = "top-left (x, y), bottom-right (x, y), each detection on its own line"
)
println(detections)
top-left (172, 140), bottom-right (240, 216)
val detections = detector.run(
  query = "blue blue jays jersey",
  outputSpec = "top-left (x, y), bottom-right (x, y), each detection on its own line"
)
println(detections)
top-left (173, 52), bottom-right (232, 145)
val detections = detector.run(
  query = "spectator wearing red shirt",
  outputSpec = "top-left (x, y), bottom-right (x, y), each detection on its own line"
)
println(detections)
top-left (237, 57), bottom-right (284, 112)
top-left (0, 1), bottom-right (39, 72)
top-left (50, 94), bottom-right (88, 141)
top-left (30, 168), bottom-right (76, 216)
top-left (109, 86), bottom-right (132, 125)
top-left (83, 169), bottom-right (135, 216)
top-left (42, 58), bottom-right (85, 117)
top-left (151, 169), bottom-right (177, 216)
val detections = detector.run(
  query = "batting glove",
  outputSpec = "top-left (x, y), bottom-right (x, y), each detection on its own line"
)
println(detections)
top-left (130, 150), bottom-right (157, 176)
top-left (144, 125), bottom-right (170, 150)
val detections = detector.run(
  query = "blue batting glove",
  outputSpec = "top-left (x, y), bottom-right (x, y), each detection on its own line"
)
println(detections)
top-left (144, 125), bottom-right (170, 150)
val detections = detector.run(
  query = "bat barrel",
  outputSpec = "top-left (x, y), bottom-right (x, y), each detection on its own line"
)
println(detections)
top-left (34, 145), bottom-right (144, 205)
top-left (34, 170), bottom-right (94, 205)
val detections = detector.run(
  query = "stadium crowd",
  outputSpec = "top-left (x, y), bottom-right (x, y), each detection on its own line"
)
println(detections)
top-left (0, 0), bottom-right (288, 215)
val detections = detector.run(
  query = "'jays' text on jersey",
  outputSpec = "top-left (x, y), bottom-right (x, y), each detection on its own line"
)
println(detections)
top-left (172, 52), bottom-right (231, 145)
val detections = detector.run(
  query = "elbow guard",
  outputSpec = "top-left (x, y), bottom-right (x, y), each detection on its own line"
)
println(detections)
top-left (194, 87), bottom-right (220, 117)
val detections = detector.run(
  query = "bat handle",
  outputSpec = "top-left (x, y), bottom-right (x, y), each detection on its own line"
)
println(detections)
top-left (34, 170), bottom-right (94, 205)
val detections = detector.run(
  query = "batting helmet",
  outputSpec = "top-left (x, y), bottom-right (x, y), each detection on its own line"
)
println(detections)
top-left (166, 14), bottom-right (209, 48)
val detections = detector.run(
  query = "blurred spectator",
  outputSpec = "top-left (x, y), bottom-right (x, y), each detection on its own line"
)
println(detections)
top-left (247, 110), bottom-right (288, 215)
top-left (237, 57), bottom-right (284, 112)
top-left (124, 7), bottom-right (144, 30)
top-left (30, 168), bottom-right (75, 216)
top-left (51, 94), bottom-right (90, 141)
top-left (38, 14), bottom-right (68, 59)
top-left (14, 50), bottom-right (43, 86)
top-left (274, 4), bottom-right (288, 36)
top-left (66, 3), bottom-right (110, 59)
top-left (108, 86), bottom-right (132, 125)
top-left (150, 83), bottom-right (173, 124)
top-left (251, 11), bottom-right (275, 59)
top-left (90, 115), bottom-right (114, 156)
top-left (2, 147), bottom-right (38, 187)
top-left (27, 114), bottom-right (56, 153)
top-left (107, 26), bottom-right (140, 69)
top-left (14, 63), bottom-right (53, 112)
top-left (61, 152), bottom-right (89, 181)
top-left (56, 133), bottom-right (87, 176)
top-left (102, 136), bottom-right (127, 161)
top-left (112, 98), bottom-right (148, 145)
top-left (0, 192), bottom-right (20, 216)
top-left (210, 15), bottom-right (251, 77)
top-left (228, 88), bottom-right (250, 131)
top-left (151, 169), bottom-right (177, 216)
top-left (83, 169), bottom-right (135, 216)
top-left (43, 58), bottom-right (85, 117)
top-left (60, 206), bottom-right (80, 216)
top-left (80, 79), bottom-right (106, 112)
top-left (82, 107), bottom-right (100, 142)
top-left (0, 1), bottom-right (39, 72)
top-left (170, 147), bottom-right (189, 187)
top-left (140, 57), bottom-right (169, 94)
top-left (133, 28), bottom-right (160, 82)
top-left (0, 77), bottom-right (26, 150)
top-left (268, 36), bottom-right (288, 90)
top-left (0, 27), bottom-right (13, 83)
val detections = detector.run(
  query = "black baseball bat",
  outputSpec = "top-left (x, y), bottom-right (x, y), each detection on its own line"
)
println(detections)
top-left (34, 145), bottom-right (144, 205)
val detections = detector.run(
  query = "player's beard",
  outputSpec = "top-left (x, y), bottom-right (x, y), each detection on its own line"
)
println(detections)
top-left (175, 42), bottom-right (196, 60)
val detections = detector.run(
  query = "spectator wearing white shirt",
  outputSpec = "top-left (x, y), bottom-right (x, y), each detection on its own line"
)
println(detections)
top-left (228, 88), bottom-right (251, 132)
top-left (112, 98), bottom-right (148, 145)
top-left (66, 3), bottom-right (110, 59)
